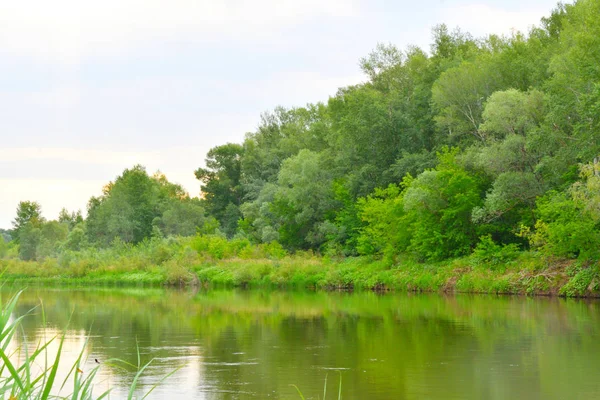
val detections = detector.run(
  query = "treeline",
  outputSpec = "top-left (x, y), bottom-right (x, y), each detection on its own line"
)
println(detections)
top-left (197, 0), bottom-right (600, 262)
top-left (3, 167), bottom-right (212, 261)
top-left (3, 0), bottom-right (600, 266)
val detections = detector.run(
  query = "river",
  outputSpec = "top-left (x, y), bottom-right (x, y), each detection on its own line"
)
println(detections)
top-left (3, 287), bottom-right (600, 399)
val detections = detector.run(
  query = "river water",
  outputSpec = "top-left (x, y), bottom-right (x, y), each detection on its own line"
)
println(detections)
top-left (3, 287), bottom-right (600, 399)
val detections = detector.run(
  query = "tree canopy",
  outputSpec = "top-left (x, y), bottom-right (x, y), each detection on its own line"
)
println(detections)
top-left (5, 0), bottom-right (600, 264)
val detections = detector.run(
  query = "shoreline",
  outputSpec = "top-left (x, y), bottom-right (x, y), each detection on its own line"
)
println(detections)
top-left (2, 252), bottom-right (598, 298)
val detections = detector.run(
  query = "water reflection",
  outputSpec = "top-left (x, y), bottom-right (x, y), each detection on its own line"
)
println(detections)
top-left (3, 287), bottom-right (600, 399)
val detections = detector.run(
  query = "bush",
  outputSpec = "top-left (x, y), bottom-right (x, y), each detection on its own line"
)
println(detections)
top-left (560, 265), bottom-right (600, 297)
top-left (471, 235), bottom-right (520, 268)
top-left (531, 191), bottom-right (600, 260)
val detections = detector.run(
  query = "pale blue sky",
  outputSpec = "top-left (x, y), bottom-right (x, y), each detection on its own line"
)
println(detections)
top-left (0, 0), bottom-right (564, 228)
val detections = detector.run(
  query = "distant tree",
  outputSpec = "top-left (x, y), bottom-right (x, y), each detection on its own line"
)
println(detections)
top-left (36, 220), bottom-right (69, 259)
top-left (11, 201), bottom-right (44, 244)
top-left (62, 224), bottom-right (88, 251)
top-left (0, 228), bottom-right (12, 243)
top-left (87, 165), bottom-right (198, 246)
top-left (58, 208), bottom-right (84, 230)
top-left (18, 224), bottom-right (41, 260)
top-left (153, 199), bottom-right (206, 237)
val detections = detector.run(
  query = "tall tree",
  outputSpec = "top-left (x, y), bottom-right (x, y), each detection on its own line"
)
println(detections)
top-left (87, 165), bottom-right (197, 246)
top-left (11, 201), bottom-right (44, 244)
top-left (195, 143), bottom-right (245, 236)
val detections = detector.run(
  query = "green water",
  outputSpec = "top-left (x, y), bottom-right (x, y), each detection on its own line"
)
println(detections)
top-left (4, 287), bottom-right (600, 399)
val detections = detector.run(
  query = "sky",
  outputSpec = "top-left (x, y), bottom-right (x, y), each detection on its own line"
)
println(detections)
top-left (0, 0), bottom-right (565, 228)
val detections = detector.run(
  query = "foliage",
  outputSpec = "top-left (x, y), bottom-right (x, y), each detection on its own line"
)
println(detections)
top-left (195, 143), bottom-right (244, 237)
top-left (11, 201), bottom-right (44, 245)
top-left (356, 183), bottom-right (407, 258)
top-left (471, 235), bottom-right (520, 268)
top-left (87, 166), bottom-right (203, 246)
top-left (403, 150), bottom-right (482, 260)
top-left (0, 229), bottom-right (12, 243)
top-left (6, 0), bottom-right (600, 273)
top-left (530, 190), bottom-right (600, 259)
top-left (479, 89), bottom-right (545, 139)
top-left (530, 162), bottom-right (600, 260)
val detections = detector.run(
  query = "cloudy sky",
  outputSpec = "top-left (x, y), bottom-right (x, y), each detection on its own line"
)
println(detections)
top-left (0, 0), bottom-right (563, 228)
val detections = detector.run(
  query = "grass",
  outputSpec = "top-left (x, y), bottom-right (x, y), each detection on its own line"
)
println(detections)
top-left (0, 289), bottom-right (177, 399)
top-left (0, 234), bottom-right (598, 297)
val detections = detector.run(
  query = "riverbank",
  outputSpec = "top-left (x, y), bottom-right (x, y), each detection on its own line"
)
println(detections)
top-left (2, 250), bottom-right (599, 297)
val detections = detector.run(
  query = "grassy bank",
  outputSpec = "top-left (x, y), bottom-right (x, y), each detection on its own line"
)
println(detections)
top-left (1, 235), bottom-right (599, 297)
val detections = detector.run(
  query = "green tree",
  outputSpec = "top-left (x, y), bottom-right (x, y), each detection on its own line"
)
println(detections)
top-left (241, 106), bottom-right (329, 188)
top-left (154, 199), bottom-right (206, 237)
top-left (272, 150), bottom-right (337, 249)
top-left (432, 59), bottom-right (500, 143)
top-left (479, 89), bottom-right (545, 139)
top-left (62, 224), bottom-right (88, 251)
top-left (11, 201), bottom-right (44, 244)
top-left (87, 165), bottom-right (193, 246)
top-left (356, 183), bottom-right (409, 257)
top-left (403, 150), bottom-right (482, 260)
top-left (195, 143), bottom-right (244, 236)
top-left (18, 224), bottom-right (41, 260)
top-left (37, 220), bottom-right (69, 259)
top-left (0, 229), bottom-right (12, 243)
top-left (58, 208), bottom-right (84, 230)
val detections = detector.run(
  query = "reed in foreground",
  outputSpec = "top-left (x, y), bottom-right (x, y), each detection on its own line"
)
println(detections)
top-left (0, 290), bottom-right (176, 400)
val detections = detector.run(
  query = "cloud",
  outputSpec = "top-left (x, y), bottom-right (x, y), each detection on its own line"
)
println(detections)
top-left (0, 146), bottom-right (206, 186)
top-left (0, 67), bottom-right (364, 149)
top-left (438, 3), bottom-right (549, 38)
top-left (0, 0), bottom-right (359, 63)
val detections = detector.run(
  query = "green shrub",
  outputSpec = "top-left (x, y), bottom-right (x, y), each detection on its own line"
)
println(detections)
top-left (560, 265), bottom-right (600, 297)
top-left (531, 191), bottom-right (600, 260)
top-left (471, 235), bottom-right (520, 269)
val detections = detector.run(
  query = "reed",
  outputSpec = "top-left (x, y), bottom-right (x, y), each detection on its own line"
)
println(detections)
top-left (0, 290), bottom-right (175, 399)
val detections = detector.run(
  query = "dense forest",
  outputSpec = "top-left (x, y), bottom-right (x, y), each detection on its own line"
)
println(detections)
top-left (2, 1), bottom-right (600, 286)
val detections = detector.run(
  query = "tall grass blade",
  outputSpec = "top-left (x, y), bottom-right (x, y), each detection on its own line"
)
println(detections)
top-left (0, 350), bottom-right (25, 393)
top-left (140, 365), bottom-right (182, 400)
top-left (40, 333), bottom-right (64, 400)
top-left (290, 384), bottom-right (306, 400)
top-left (127, 359), bottom-right (153, 400)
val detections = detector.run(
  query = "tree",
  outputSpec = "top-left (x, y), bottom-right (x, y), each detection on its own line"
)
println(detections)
top-left (87, 165), bottom-right (195, 246)
top-left (356, 183), bottom-right (409, 257)
top-left (479, 89), bottom-right (545, 139)
top-left (58, 208), bottom-right (84, 230)
top-left (195, 143), bottom-right (244, 236)
top-left (12, 201), bottom-right (44, 244)
top-left (327, 84), bottom-right (405, 196)
top-left (432, 60), bottom-right (501, 143)
top-left (402, 150), bottom-right (482, 260)
top-left (18, 224), bottom-right (41, 260)
top-left (272, 150), bottom-right (337, 249)
top-left (154, 199), bottom-right (206, 237)
top-left (62, 224), bottom-right (88, 252)
top-left (0, 229), bottom-right (12, 243)
top-left (37, 220), bottom-right (69, 259)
